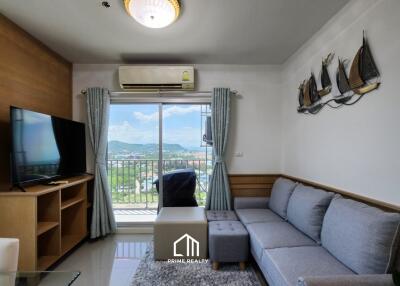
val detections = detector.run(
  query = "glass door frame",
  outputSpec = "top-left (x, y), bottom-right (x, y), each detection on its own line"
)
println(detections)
top-left (110, 95), bottom-right (212, 209)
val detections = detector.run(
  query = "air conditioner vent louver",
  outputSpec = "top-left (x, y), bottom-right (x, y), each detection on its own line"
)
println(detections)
top-left (121, 84), bottom-right (183, 89)
top-left (119, 66), bottom-right (195, 91)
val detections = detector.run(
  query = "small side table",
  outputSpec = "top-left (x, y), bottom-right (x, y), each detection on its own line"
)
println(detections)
top-left (154, 207), bottom-right (208, 260)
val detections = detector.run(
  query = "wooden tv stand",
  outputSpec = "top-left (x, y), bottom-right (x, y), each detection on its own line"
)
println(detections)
top-left (0, 174), bottom-right (94, 271)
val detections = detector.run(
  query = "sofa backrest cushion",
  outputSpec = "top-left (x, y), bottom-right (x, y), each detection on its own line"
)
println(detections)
top-left (287, 184), bottom-right (333, 242)
top-left (393, 238), bottom-right (400, 272)
top-left (269, 177), bottom-right (297, 219)
top-left (321, 195), bottom-right (400, 274)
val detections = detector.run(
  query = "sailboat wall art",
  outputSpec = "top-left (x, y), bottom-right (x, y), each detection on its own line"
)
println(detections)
top-left (297, 32), bottom-right (381, 115)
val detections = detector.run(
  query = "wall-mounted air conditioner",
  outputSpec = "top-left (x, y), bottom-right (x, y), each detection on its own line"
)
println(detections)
top-left (118, 65), bottom-right (195, 91)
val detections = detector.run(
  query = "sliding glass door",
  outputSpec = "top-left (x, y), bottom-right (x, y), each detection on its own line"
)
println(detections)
top-left (107, 102), bottom-right (211, 222)
top-left (162, 104), bottom-right (212, 206)
top-left (108, 104), bottom-right (160, 211)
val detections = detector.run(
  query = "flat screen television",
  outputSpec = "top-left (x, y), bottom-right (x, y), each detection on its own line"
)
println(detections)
top-left (10, 106), bottom-right (86, 186)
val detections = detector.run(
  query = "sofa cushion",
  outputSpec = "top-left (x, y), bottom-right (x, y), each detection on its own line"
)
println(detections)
top-left (261, 246), bottom-right (354, 286)
top-left (206, 210), bottom-right (238, 221)
top-left (234, 197), bottom-right (269, 210)
top-left (235, 209), bottom-right (283, 225)
top-left (247, 221), bottom-right (316, 260)
top-left (321, 195), bottom-right (400, 274)
top-left (287, 184), bottom-right (333, 242)
top-left (298, 274), bottom-right (396, 286)
top-left (269, 177), bottom-right (297, 219)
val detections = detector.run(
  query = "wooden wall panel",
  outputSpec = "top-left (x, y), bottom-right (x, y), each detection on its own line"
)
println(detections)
top-left (229, 174), bottom-right (280, 197)
top-left (0, 14), bottom-right (72, 190)
top-left (229, 173), bottom-right (399, 212)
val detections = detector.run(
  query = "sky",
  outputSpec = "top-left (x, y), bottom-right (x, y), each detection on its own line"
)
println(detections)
top-left (108, 104), bottom-right (209, 148)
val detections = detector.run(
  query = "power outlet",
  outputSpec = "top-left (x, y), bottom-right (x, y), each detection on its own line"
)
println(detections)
top-left (234, 152), bottom-right (244, 157)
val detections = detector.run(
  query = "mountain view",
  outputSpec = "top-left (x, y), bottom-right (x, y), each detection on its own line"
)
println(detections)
top-left (108, 140), bottom-right (187, 154)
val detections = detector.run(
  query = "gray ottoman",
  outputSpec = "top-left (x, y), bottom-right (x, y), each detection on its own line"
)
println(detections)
top-left (206, 210), bottom-right (238, 221)
top-left (208, 220), bottom-right (249, 270)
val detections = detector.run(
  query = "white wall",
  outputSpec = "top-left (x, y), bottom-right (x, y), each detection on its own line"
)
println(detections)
top-left (72, 64), bottom-right (283, 174)
top-left (281, 0), bottom-right (400, 205)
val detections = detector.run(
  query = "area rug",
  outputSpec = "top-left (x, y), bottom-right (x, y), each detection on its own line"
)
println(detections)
top-left (131, 244), bottom-right (262, 286)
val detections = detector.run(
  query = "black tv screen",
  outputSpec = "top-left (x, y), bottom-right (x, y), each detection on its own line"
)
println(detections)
top-left (10, 106), bottom-right (86, 186)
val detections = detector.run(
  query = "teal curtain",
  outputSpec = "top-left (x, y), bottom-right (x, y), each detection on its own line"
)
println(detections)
top-left (86, 87), bottom-right (116, 239)
top-left (206, 88), bottom-right (232, 210)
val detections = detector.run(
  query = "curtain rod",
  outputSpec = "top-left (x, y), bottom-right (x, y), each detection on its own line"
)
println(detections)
top-left (80, 89), bottom-right (239, 96)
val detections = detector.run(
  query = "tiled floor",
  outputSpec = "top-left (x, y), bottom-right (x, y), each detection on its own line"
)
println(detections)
top-left (52, 234), bottom-right (152, 286)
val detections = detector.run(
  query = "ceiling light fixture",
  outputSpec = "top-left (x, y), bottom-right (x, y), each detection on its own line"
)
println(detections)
top-left (124, 0), bottom-right (180, 29)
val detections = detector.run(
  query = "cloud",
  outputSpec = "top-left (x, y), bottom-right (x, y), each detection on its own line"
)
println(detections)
top-left (108, 121), bottom-right (202, 147)
top-left (163, 126), bottom-right (202, 147)
top-left (132, 111), bottom-right (158, 122)
top-left (108, 121), bottom-right (158, 144)
top-left (164, 105), bottom-right (201, 118)
top-left (133, 105), bottom-right (201, 122)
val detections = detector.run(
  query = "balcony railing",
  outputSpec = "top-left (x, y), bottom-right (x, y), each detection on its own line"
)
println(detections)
top-left (107, 159), bottom-right (211, 209)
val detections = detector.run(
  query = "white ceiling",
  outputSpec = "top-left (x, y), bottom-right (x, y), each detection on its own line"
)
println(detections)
top-left (0, 0), bottom-right (349, 64)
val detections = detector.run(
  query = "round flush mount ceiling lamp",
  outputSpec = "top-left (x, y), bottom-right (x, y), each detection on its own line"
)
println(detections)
top-left (124, 0), bottom-right (180, 29)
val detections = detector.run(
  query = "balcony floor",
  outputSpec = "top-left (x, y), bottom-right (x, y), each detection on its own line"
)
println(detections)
top-left (114, 209), bottom-right (157, 224)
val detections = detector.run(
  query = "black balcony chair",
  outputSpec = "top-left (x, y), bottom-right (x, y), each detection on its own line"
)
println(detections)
top-left (153, 168), bottom-right (198, 208)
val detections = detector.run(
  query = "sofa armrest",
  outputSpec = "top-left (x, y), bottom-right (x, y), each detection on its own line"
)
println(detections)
top-left (233, 197), bottom-right (269, 210)
top-left (298, 274), bottom-right (395, 286)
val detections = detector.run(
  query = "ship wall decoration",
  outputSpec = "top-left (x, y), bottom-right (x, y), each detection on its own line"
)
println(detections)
top-left (297, 32), bottom-right (381, 115)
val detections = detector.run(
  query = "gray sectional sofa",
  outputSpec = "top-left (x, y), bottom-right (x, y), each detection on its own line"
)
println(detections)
top-left (234, 177), bottom-right (400, 286)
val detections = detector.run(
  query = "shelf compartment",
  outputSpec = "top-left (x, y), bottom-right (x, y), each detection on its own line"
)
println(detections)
top-left (61, 234), bottom-right (85, 255)
top-left (61, 183), bottom-right (85, 200)
top-left (37, 191), bottom-right (60, 222)
top-left (37, 226), bottom-right (60, 270)
top-left (37, 221), bottom-right (59, 236)
top-left (61, 197), bottom-right (84, 210)
top-left (37, 255), bottom-right (60, 271)
top-left (61, 200), bottom-right (86, 255)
